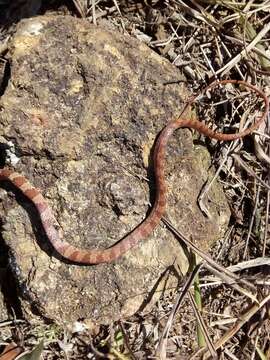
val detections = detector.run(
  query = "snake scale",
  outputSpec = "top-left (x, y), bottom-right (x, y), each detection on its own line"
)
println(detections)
top-left (0, 80), bottom-right (268, 264)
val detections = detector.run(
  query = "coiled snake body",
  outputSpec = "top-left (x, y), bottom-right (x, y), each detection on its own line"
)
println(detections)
top-left (0, 80), bottom-right (268, 264)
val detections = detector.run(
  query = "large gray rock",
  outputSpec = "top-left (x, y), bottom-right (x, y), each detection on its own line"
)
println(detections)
top-left (0, 15), bottom-right (230, 324)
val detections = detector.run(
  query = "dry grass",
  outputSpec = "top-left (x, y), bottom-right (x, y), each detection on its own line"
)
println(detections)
top-left (0, 0), bottom-right (270, 359)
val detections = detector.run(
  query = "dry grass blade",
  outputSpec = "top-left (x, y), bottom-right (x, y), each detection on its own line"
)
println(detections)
top-left (200, 44), bottom-right (218, 80)
top-left (0, 320), bottom-right (24, 328)
top-left (247, 60), bottom-right (270, 76)
top-left (254, 120), bottom-right (270, 165)
top-left (72, 0), bottom-right (87, 17)
top-left (188, 290), bottom-right (217, 359)
top-left (227, 257), bottom-right (270, 272)
top-left (87, 5), bottom-right (118, 21)
top-left (254, 138), bottom-right (270, 165)
top-left (118, 321), bottom-right (137, 360)
top-left (240, 17), bottom-right (270, 70)
top-left (112, 0), bottom-right (121, 16)
top-left (211, 22), bottom-right (270, 77)
top-left (231, 154), bottom-right (270, 191)
top-left (219, 37), bottom-right (245, 80)
top-left (198, 141), bottom-right (235, 219)
top-left (162, 217), bottom-right (258, 300)
top-left (156, 263), bottom-right (203, 359)
top-left (224, 34), bottom-right (270, 63)
top-left (175, 0), bottom-right (219, 28)
top-left (199, 257), bottom-right (270, 286)
top-left (263, 190), bottom-right (269, 257)
top-left (244, 183), bottom-right (261, 259)
top-left (16, 340), bottom-right (44, 360)
top-left (91, 0), bottom-right (96, 25)
top-left (202, 293), bottom-right (270, 359)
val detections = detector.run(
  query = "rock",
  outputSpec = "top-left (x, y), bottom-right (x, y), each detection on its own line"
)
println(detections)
top-left (0, 15), bottom-right (230, 324)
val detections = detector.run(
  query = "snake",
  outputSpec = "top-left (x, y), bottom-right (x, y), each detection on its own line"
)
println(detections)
top-left (0, 80), bottom-right (268, 264)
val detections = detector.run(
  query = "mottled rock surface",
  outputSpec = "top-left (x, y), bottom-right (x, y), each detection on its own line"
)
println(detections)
top-left (0, 15), bottom-right (230, 324)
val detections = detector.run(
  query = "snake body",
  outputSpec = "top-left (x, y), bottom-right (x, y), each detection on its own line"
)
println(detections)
top-left (0, 80), bottom-right (268, 264)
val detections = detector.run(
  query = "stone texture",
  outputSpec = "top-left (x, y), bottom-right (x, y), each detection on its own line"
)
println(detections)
top-left (0, 15), bottom-right (230, 324)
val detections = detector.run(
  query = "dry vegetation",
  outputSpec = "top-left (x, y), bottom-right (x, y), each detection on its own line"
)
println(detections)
top-left (0, 0), bottom-right (270, 359)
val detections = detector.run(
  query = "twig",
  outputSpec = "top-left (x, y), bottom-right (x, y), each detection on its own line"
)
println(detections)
top-left (156, 263), bottom-right (203, 359)
top-left (224, 34), bottom-right (270, 62)
top-left (212, 22), bottom-right (270, 77)
top-left (231, 154), bottom-right (270, 191)
top-left (203, 294), bottom-right (270, 359)
top-left (162, 217), bottom-right (258, 300)
top-left (188, 290), bottom-right (217, 359)
top-left (219, 37), bottom-right (245, 80)
top-left (244, 182), bottom-right (261, 259)
top-left (198, 141), bottom-right (236, 218)
top-left (92, 0), bottom-right (96, 25)
top-left (263, 189), bottom-right (270, 257)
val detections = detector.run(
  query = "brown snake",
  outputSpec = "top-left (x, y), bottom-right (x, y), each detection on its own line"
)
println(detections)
top-left (0, 80), bottom-right (268, 264)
